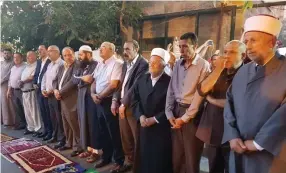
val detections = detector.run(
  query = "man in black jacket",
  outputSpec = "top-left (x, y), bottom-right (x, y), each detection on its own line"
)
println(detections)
top-left (111, 40), bottom-right (148, 172)
top-left (33, 45), bottom-right (52, 140)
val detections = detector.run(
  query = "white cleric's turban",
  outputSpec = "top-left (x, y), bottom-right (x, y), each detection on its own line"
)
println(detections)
top-left (243, 15), bottom-right (282, 37)
top-left (151, 48), bottom-right (170, 63)
top-left (79, 45), bottom-right (92, 52)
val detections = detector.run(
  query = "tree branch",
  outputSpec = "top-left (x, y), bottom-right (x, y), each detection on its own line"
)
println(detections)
top-left (120, 1), bottom-right (128, 36)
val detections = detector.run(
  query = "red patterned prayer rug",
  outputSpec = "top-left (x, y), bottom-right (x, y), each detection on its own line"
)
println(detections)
top-left (1, 138), bottom-right (41, 162)
top-left (10, 145), bottom-right (73, 173)
top-left (1, 133), bottom-right (14, 143)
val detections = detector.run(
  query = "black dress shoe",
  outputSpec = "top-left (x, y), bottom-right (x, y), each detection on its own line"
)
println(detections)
top-left (58, 146), bottom-right (72, 151)
top-left (32, 131), bottom-right (41, 137)
top-left (38, 132), bottom-right (47, 138)
top-left (42, 135), bottom-right (52, 141)
top-left (53, 142), bottom-right (65, 149)
top-left (47, 137), bottom-right (57, 143)
top-left (70, 150), bottom-right (83, 157)
top-left (94, 159), bottom-right (111, 168)
top-left (24, 130), bottom-right (33, 135)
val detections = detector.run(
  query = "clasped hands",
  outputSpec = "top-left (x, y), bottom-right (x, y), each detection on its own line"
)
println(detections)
top-left (168, 117), bottom-right (186, 129)
top-left (230, 138), bottom-right (259, 154)
top-left (139, 115), bottom-right (156, 127)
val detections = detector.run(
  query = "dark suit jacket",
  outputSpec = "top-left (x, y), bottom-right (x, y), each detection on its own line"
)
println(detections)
top-left (53, 61), bottom-right (79, 111)
top-left (33, 58), bottom-right (51, 90)
top-left (113, 55), bottom-right (148, 107)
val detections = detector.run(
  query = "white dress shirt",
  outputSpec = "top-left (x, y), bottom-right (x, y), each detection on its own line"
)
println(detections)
top-left (41, 57), bottom-right (64, 91)
top-left (59, 67), bottom-right (68, 90)
top-left (9, 63), bottom-right (26, 88)
top-left (93, 56), bottom-right (123, 94)
top-left (21, 62), bottom-right (37, 91)
top-left (121, 55), bottom-right (139, 98)
top-left (150, 72), bottom-right (164, 123)
top-left (37, 57), bottom-right (48, 84)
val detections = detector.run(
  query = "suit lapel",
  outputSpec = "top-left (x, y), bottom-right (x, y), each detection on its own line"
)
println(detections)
top-left (248, 55), bottom-right (283, 84)
top-left (148, 73), bottom-right (167, 96)
top-left (125, 56), bottom-right (142, 84)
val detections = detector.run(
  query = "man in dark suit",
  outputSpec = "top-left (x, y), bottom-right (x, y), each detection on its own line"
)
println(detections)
top-left (33, 45), bottom-right (52, 140)
top-left (53, 47), bottom-right (81, 154)
top-left (111, 40), bottom-right (148, 172)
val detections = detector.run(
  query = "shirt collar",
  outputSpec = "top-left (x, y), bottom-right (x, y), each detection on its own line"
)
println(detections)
top-left (28, 61), bottom-right (37, 66)
top-left (101, 55), bottom-right (115, 65)
top-left (128, 54), bottom-right (139, 67)
top-left (150, 71), bottom-right (164, 81)
top-left (52, 57), bottom-right (62, 64)
top-left (42, 56), bottom-right (48, 62)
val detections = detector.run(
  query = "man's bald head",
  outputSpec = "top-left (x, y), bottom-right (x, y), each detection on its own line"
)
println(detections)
top-left (48, 45), bottom-right (60, 61)
top-left (26, 51), bottom-right (37, 64)
top-left (226, 40), bottom-right (246, 53)
top-left (223, 40), bottom-right (245, 69)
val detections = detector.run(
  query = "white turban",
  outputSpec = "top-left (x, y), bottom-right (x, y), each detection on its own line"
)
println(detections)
top-left (151, 48), bottom-right (169, 64)
top-left (243, 15), bottom-right (282, 37)
top-left (79, 45), bottom-right (92, 53)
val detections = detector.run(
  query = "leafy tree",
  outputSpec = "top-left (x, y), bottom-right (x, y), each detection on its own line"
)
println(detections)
top-left (1, 1), bottom-right (143, 52)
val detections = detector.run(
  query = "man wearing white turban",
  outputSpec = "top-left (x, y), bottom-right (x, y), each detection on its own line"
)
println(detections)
top-left (222, 14), bottom-right (286, 173)
top-left (131, 48), bottom-right (172, 173)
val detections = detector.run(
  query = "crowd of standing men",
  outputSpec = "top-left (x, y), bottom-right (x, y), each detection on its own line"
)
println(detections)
top-left (1, 14), bottom-right (286, 173)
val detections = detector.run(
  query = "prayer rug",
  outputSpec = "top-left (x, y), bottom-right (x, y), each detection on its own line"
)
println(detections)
top-left (1, 138), bottom-right (41, 162)
top-left (1, 133), bottom-right (14, 143)
top-left (10, 145), bottom-right (73, 173)
top-left (84, 169), bottom-right (99, 173)
top-left (51, 164), bottom-right (86, 173)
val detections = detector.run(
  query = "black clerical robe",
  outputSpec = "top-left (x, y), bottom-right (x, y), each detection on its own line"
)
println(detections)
top-left (131, 72), bottom-right (173, 173)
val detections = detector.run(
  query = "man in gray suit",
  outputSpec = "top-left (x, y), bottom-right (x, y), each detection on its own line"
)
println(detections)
top-left (111, 40), bottom-right (148, 172)
top-left (53, 47), bottom-right (81, 155)
top-left (222, 15), bottom-right (286, 173)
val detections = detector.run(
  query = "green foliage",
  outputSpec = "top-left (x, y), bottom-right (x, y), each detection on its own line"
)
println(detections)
top-left (1, 1), bottom-right (143, 52)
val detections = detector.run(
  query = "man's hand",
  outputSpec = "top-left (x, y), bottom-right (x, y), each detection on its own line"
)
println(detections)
top-left (174, 118), bottom-right (185, 129)
top-left (81, 75), bottom-right (93, 84)
top-left (119, 104), bottom-right (126, 119)
top-left (230, 138), bottom-right (247, 154)
top-left (91, 93), bottom-right (101, 104)
top-left (169, 117), bottom-right (180, 129)
top-left (6, 90), bottom-right (12, 99)
top-left (244, 140), bottom-right (258, 152)
top-left (214, 56), bottom-right (227, 70)
top-left (140, 115), bottom-right (147, 127)
top-left (46, 90), bottom-right (53, 96)
top-left (42, 90), bottom-right (48, 97)
top-left (111, 101), bottom-right (119, 116)
top-left (54, 90), bottom-right (61, 100)
top-left (145, 117), bottom-right (156, 127)
top-left (18, 80), bottom-right (24, 88)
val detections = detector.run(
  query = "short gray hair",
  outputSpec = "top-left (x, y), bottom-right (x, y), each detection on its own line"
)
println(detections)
top-left (62, 47), bottom-right (74, 54)
top-left (226, 40), bottom-right (246, 54)
top-left (102, 42), bottom-right (115, 53)
top-left (48, 45), bottom-right (60, 53)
